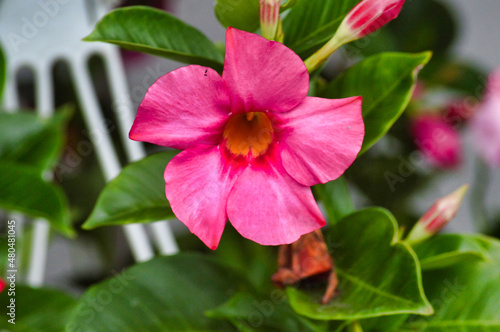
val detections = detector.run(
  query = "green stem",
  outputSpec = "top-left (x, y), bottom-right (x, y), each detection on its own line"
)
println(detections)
top-left (304, 37), bottom-right (342, 73)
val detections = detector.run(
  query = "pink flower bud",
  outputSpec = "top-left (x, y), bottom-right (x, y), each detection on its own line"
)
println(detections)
top-left (260, 0), bottom-right (281, 41)
top-left (406, 185), bottom-right (468, 244)
top-left (304, 0), bottom-right (405, 72)
top-left (412, 115), bottom-right (462, 169)
top-left (471, 69), bottom-right (500, 167)
top-left (338, 0), bottom-right (405, 41)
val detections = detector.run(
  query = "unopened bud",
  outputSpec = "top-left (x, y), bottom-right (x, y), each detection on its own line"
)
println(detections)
top-left (260, 0), bottom-right (281, 41)
top-left (406, 185), bottom-right (469, 244)
top-left (305, 0), bottom-right (405, 72)
top-left (339, 0), bottom-right (405, 41)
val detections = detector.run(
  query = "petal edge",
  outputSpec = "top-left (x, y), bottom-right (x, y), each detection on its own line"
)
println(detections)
top-left (130, 65), bottom-right (231, 150)
top-left (279, 96), bottom-right (364, 186)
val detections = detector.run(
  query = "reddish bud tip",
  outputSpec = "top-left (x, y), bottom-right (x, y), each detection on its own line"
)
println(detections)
top-left (340, 0), bottom-right (405, 41)
top-left (406, 185), bottom-right (469, 244)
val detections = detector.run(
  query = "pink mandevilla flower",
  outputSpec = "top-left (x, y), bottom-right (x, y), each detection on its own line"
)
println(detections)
top-left (130, 28), bottom-right (364, 249)
top-left (412, 115), bottom-right (462, 169)
top-left (471, 68), bottom-right (500, 167)
top-left (340, 0), bottom-right (405, 40)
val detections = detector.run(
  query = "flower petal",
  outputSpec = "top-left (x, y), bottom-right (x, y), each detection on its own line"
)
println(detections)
top-left (130, 65), bottom-right (231, 150)
top-left (227, 158), bottom-right (326, 246)
top-left (279, 96), bottom-right (364, 186)
top-left (222, 27), bottom-right (309, 113)
top-left (164, 145), bottom-right (241, 249)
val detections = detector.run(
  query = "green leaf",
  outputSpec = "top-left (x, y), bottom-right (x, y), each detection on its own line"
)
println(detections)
top-left (283, 0), bottom-right (359, 56)
top-left (0, 108), bottom-right (71, 173)
top-left (215, 0), bottom-right (260, 32)
top-left (287, 208), bottom-right (433, 320)
top-left (322, 52), bottom-right (431, 154)
top-left (66, 253), bottom-right (249, 331)
top-left (0, 44), bottom-right (5, 100)
top-left (413, 234), bottom-right (491, 270)
top-left (215, 226), bottom-right (277, 292)
top-left (207, 292), bottom-right (328, 332)
top-left (83, 151), bottom-right (178, 230)
top-left (401, 235), bottom-right (500, 331)
top-left (0, 162), bottom-right (73, 236)
top-left (84, 6), bottom-right (224, 71)
top-left (313, 176), bottom-right (355, 225)
top-left (281, 0), bottom-right (304, 10)
top-left (360, 314), bottom-right (410, 332)
top-left (0, 286), bottom-right (77, 332)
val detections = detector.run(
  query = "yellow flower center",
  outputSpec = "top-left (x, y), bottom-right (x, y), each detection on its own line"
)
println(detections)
top-left (223, 112), bottom-right (274, 157)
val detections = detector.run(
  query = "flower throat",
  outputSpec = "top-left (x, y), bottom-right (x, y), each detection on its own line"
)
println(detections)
top-left (223, 112), bottom-right (274, 157)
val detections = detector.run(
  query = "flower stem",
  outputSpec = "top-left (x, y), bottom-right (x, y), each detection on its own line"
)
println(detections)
top-left (304, 34), bottom-right (344, 73)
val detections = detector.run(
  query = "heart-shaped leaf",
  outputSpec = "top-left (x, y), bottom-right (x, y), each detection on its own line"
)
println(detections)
top-left (322, 52), bottom-right (431, 155)
top-left (66, 253), bottom-right (249, 331)
top-left (0, 162), bottom-right (73, 236)
top-left (400, 235), bottom-right (500, 331)
top-left (287, 208), bottom-right (433, 320)
top-left (84, 6), bottom-right (224, 71)
top-left (207, 292), bottom-right (328, 332)
top-left (83, 151), bottom-right (178, 230)
top-left (0, 286), bottom-right (76, 332)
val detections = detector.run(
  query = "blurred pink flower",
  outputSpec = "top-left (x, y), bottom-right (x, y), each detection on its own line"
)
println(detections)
top-left (412, 115), bottom-right (462, 169)
top-left (339, 0), bottom-right (405, 40)
top-left (443, 99), bottom-right (476, 126)
top-left (471, 69), bottom-right (500, 167)
top-left (130, 28), bottom-right (364, 249)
